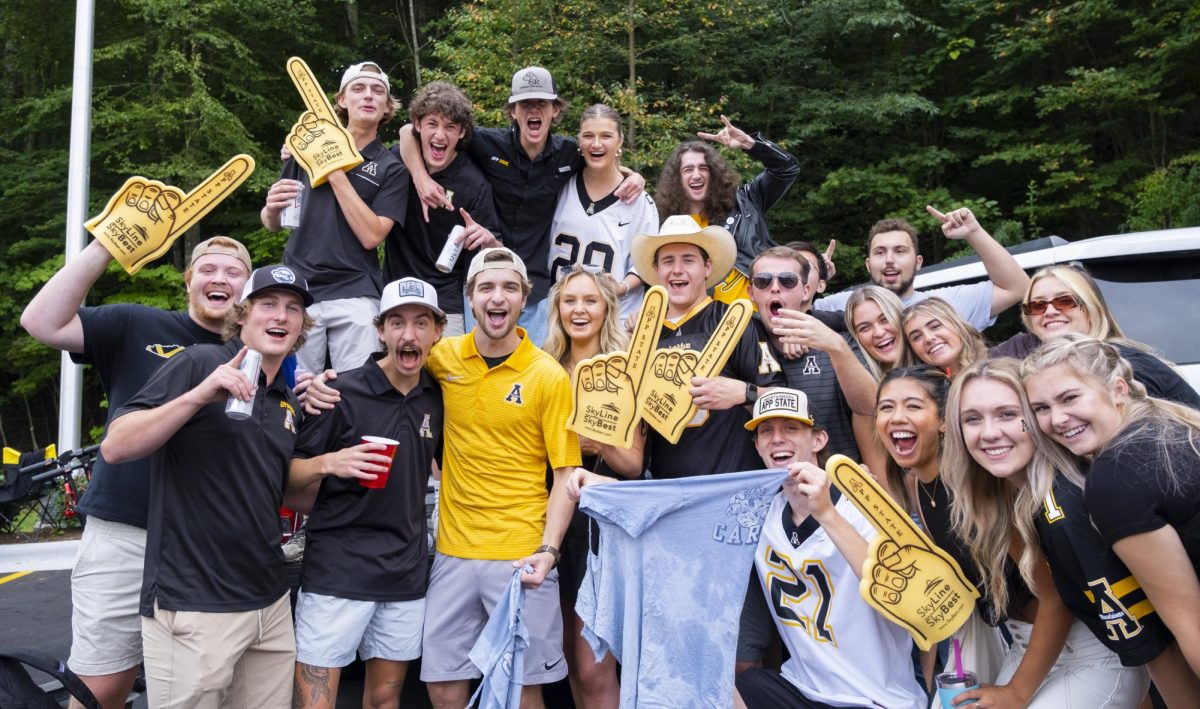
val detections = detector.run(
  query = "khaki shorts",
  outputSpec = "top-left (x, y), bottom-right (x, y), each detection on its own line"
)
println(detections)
top-left (419, 553), bottom-right (565, 684)
top-left (68, 517), bottom-right (146, 675)
top-left (142, 594), bottom-right (295, 709)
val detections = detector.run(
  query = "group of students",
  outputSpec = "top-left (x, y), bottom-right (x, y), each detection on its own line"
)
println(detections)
top-left (19, 55), bottom-right (1200, 709)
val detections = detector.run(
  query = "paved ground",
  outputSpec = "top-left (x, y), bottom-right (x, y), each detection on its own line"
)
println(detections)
top-left (0, 541), bottom-right (576, 708)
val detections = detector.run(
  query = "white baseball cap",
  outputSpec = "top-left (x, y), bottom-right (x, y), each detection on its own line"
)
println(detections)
top-left (379, 277), bottom-right (443, 318)
top-left (744, 388), bottom-right (814, 430)
top-left (340, 61), bottom-right (390, 92)
top-left (467, 247), bottom-right (529, 283)
top-left (508, 66), bottom-right (558, 103)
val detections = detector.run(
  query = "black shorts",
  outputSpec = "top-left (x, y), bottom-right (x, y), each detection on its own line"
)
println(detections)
top-left (557, 517), bottom-right (600, 609)
top-left (735, 668), bottom-right (853, 709)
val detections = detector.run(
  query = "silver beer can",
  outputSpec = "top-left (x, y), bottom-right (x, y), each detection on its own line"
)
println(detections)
top-left (225, 349), bottom-right (262, 420)
top-left (280, 192), bottom-right (303, 229)
top-left (436, 225), bottom-right (465, 274)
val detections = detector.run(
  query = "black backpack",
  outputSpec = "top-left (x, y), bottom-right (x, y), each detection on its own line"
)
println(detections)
top-left (0, 650), bottom-right (101, 708)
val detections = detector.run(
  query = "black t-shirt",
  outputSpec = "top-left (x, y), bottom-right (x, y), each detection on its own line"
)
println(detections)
top-left (1086, 421), bottom-right (1200, 571)
top-left (282, 137), bottom-right (409, 302)
top-left (383, 150), bottom-right (501, 315)
top-left (645, 301), bottom-right (787, 479)
top-left (293, 359), bottom-right (443, 601)
top-left (918, 477), bottom-right (1033, 624)
top-left (113, 338), bottom-right (300, 615)
top-left (71, 305), bottom-right (223, 528)
top-left (468, 126), bottom-right (583, 303)
top-left (1037, 474), bottom-right (1174, 666)
top-left (755, 323), bottom-right (863, 462)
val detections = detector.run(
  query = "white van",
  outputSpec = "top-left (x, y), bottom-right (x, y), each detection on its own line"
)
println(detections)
top-left (912, 226), bottom-right (1200, 392)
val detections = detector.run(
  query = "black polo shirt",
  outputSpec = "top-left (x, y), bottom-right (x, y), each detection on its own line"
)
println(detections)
top-left (384, 149), bottom-right (501, 315)
top-left (112, 338), bottom-right (300, 616)
top-left (71, 304), bottom-right (223, 529)
top-left (468, 126), bottom-right (583, 303)
top-left (293, 357), bottom-right (443, 601)
top-left (282, 137), bottom-right (409, 302)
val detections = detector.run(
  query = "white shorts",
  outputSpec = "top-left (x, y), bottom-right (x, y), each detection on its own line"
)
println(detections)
top-left (296, 295), bottom-right (381, 373)
top-left (294, 590), bottom-right (425, 667)
top-left (68, 516), bottom-right (146, 675)
top-left (997, 618), bottom-right (1149, 707)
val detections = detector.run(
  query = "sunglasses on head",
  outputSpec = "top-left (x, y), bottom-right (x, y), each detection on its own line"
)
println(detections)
top-left (1022, 294), bottom-right (1080, 316)
top-left (751, 272), bottom-right (801, 290)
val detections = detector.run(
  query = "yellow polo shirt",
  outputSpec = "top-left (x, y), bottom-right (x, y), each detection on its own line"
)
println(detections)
top-left (427, 327), bottom-right (581, 559)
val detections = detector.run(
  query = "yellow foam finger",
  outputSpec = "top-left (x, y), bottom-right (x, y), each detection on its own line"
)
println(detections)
top-left (828, 455), bottom-right (979, 651)
top-left (286, 56), bottom-right (339, 125)
top-left (638, 301), bottom-right (751, 444)
top-left (85, 155), bottom-right (255, 275)
top-left (625, 286), bottom-right (666, 391)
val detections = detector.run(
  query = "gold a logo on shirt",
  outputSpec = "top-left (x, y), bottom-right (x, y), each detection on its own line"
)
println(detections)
top-left (145, 344), bottom-right (187, 359)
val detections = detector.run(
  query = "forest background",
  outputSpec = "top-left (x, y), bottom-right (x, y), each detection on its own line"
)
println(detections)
top-left (1, 0), bottom-right (1198, 451)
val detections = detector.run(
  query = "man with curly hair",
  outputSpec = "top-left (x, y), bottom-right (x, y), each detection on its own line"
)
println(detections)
top-left (262, 61), bottom-right (409, 372)
top-left (386, 81), bottom-right (502, 336)
top-left (654, 115), bottom-right (800, 305)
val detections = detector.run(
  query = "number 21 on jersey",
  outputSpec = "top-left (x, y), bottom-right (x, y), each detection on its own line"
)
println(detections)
top-left (762, 547), bottom-right (836, 645)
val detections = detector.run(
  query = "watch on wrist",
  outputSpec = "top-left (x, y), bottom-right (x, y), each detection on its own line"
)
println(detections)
top-left (535, 544), bottom-right (561, 565)
top-left (745, 383), bottom-right (759, 405)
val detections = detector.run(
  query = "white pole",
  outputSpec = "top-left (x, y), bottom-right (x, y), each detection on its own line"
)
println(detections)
top-left (59, 0), bottom-right (95, 453)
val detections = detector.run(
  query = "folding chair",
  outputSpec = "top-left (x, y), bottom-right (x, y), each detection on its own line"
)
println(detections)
top-left (0, 446), bottom-right (62, 542)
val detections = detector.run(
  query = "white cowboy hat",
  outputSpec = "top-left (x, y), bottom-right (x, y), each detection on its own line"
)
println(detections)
top-left (631, 214), bottom-right (737, 290)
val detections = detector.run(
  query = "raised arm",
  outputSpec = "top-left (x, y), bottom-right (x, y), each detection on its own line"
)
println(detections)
top-left (20, 240), bottom-right (113, 353)
top-left (397, 123), bottom-right (453, 221)
top-left (927, 205), bottom-right (1029, 317)
top-left (699, 114), bottom-right (800, 212)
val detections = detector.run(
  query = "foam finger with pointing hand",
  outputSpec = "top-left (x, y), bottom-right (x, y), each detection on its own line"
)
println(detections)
top-left (827, 454), bottom-right (978, 650)
top-left (86, 154), bottom-right (255, 275)
top-left (285, 57), bottom-right (363, 186)
top-left (639, 299), bottom-right (751, 443)
top-left (568, 286), bottom-right (666, 448)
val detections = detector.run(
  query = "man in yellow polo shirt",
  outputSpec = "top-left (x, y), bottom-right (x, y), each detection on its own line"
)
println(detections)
top-left (421, 246), bottom-right (581, 709)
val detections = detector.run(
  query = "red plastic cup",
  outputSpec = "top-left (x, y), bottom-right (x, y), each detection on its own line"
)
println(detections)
top-left (360, 436), bottom-right (398, 488)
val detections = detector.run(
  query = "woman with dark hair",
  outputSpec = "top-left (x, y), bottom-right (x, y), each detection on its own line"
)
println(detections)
top-left (1023, 334), bottom-right (1200, 681)
top-left (654, 116), bottom-right (800, 304)
top-left (994, 263), bottom-right (1200, 407)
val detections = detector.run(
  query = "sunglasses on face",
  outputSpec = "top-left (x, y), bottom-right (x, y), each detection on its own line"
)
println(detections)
top-left (751, 272), bottom-right (801, 290)
top-left (1022, 294), bottom-right (1080, 316)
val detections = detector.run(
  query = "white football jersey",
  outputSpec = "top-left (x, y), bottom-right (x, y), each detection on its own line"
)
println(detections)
top-left (755, 492), bottom-right (926, 708)
top-left (548, 175), bottom-right (659, 319)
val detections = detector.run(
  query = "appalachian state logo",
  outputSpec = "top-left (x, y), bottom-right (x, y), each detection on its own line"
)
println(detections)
top-left (505, 383), bottom-right (524, 405)
top-left (146, 344), bottom-right (186, 359)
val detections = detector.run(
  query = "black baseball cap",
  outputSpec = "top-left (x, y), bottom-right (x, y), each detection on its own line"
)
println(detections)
top-left (240, 264), bottom-right (314, 307)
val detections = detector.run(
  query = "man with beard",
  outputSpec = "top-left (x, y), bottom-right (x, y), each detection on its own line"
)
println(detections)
top-left (396, 66), bottom-right (644, 345)
top-left (101, 265), bottom-right (313, 709)
top-left (285, 277), bottom-right (445, 709)
top-left (420, 247), bottom-right (580, 708)
top-left (262, 61), bottom-right (408, 372)
top-left (813, 206), bottom-right (1029, 331)
top-left (20, 236), bottom-right (251, 709)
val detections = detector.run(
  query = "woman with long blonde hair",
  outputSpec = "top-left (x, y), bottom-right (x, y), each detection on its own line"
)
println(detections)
top-left (902, 296), bottom-right (987, 376)
top-left (543, 265), bottom-right (629, 709)
top-left (1023, 334), bottom-right (1200, 685)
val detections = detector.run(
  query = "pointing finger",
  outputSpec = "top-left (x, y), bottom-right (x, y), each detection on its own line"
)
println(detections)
top-left (925, 204), bottom-right (947, 221)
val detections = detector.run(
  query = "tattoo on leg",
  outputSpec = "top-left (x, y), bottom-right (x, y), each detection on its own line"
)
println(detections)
top-left (298, 664), bottom-right (332, 707)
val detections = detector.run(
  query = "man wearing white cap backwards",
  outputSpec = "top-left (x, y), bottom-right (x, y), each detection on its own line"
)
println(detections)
top-left (735, 388), bottom-right (926, 709)
top-left (262, 61), bottom-right (409, 374)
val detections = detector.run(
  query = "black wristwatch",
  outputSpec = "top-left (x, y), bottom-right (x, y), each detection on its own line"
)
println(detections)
top-left (745, 383), bottom-right (759, 405)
